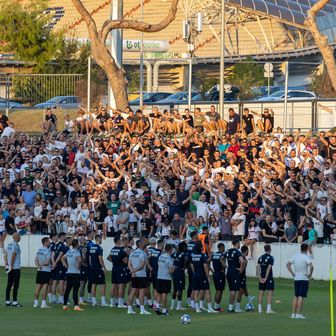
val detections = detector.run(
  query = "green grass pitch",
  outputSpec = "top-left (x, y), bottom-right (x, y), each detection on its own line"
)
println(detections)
top-left (0, 269), bottom-right (332, 336)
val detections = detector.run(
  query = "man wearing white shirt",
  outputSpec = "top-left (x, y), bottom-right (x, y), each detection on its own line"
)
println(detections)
top-left (1, 122), bottom-right (15, 138)
top-left (286, 243), bottom-right (314, 319)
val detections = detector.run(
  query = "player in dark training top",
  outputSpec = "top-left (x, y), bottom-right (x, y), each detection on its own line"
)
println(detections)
top-left (257, 244), bottom-right (275, 314)
top-left (224, 239), bottom-right (245, 312)
top-left (148, 238), bottom-right (163, 309)
top-left (171, 241), bottom-right (188, 311)
top-left (186, 231), bottom-right (198, 307)
top-left (236, 245), bottom-right (254, 312)
top-left (211, 242), bottom-right (226, 311)
top-left (89, 235), bottom-right (107, 307)
top-left (190, 240), bottom-right (217, 313)
top-left (107, 236), bottom-right (128, 308)
top-left (51, 232), bottom-right (67, 304)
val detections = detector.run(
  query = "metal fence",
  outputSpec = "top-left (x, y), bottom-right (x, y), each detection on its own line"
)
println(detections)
top-left (136, 99), bottom-right (336, 132)
top-left (0, 73), bottom-right (84, 108)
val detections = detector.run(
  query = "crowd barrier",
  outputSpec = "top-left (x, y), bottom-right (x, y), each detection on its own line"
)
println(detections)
top-left (1, 235), bottom-right (334, 281)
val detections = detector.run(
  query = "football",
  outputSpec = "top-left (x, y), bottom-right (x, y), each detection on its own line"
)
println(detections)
top-left (180, 314), bottom-right (191, 324)
top-left (245, 303), bottom-right (254, 312)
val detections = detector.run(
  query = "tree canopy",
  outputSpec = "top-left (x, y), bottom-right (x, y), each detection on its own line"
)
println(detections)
top-left (0, 0), bottom-right (61, 70)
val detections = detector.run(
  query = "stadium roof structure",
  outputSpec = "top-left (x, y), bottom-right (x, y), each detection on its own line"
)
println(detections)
top-left (191, 0), bottom-right (336, 27)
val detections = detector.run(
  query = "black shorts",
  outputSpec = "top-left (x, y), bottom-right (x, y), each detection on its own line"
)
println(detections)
top-left (213, 272), bottom-right (225, 291)
top-left (259, 278), bottom-right (275, 291)
top-left (80, 267), bottom-right (88, 281)
top-left (173, 269), bottom-right (185, 291)
top-left (52, 266), bottom-right (66, 281)
top-left (192, 275), bottom-right (210, 291)
top-left (240, 275), bottom-right (247, 289)
top-left (131, 277), bottom-right (148, 289)
top-left (36, 271), bottom-right (51, 285)
top-left (91, 270), bottom-right (106, 285)
top-left (294, 280), bottom-right (309, 298)
top-left (227, 269), bottom-right (240, 291)
top-left (157, 279), bottom-right (171, 294)
top-left (112, 267), bottom-right (128, 284)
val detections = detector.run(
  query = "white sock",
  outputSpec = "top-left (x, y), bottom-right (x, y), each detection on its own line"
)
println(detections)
top-left (128, 305), bottom-right (133, 312)
top-left (170, 299), bottom-right (175, 308)
top-left (228, 304), bottom-right (233, 311)
top-left (200, 300), bottom-right (205, 309)
top-left (258, 304), bottom-right (262, 312)
top-left (136, 298), bottom-right (140, 306)
top-left (191, 300), bottom-right (195, 308)
top-left (144, 297), bottom-right (148, 305)
top-left (148, 299), bottom-right (152, 306)
top-left (177, 300), bottom-right (182, 308)
top-left (187, 297), bottom-right (191, 305)
top-left (59, 295), bottom-right (63, 302)
top-left (195, 302), bottom-right (200, 310)
top-left (207, 303), bottom-right (213, 310)
top-left (118, 298), bottom-right (124, 306)
top-left (5, 300), bottom-right (11, 304)
top-left (13, 301), bottom-right (18, 305)
top-left (101, 296), bottom-right (106, 305)
top-left (236, 302), bottom-right (241, 310)
top-left (153, 300), bottom-right (158, 307)
top-left (214, 303), bottom-right (220, 309)
top-left (48, 293), bottom-right (52, 301)
top-left (140, 305), bottom-right (145, 313)
top-left (248, 296), bottom-right (254, 304)
top-left (79, 297), bottom-right (84, 303)
top-left (52, 294), bottom-right (57, 302)
top-left (92, 297), bottom-right (97, 305)
top-left (111, 298), bottom-right (115, 306)
top-left (34, 299), bottom-right (38, 306)
top-left (162, 308), bottom-right (167, 313)
top-left (267, 304), bottom-right (272, 312)
top-left (41, 300), bottom-right (47, 306)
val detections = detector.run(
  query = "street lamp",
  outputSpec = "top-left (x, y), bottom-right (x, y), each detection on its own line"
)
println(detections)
top-left (183, 12), bottom-right (202, 109)
top-left (219, 0), bottom-right (226, 119)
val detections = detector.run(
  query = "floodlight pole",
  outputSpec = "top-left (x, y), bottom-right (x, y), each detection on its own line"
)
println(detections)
top-left (219, 0), bottom-right (225, 119)
top-left (87, 56), bottom-right (91, 111)
top-left (283, 61), bottom-right (289, 133)
top-left (108, 0), bottom-right (123, 109)
top-left (139, 0), bottom-right (144, 107)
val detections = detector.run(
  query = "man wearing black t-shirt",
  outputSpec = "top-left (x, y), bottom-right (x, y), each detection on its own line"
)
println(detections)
top-left (242, 108), bottom-right (255, 135)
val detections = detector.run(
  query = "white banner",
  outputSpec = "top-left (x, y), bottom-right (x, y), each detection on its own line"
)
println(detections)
top-left (123, 40), bottom-right (169, 52)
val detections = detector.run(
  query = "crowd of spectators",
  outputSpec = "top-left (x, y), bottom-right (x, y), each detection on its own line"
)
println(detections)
top-left (0, 104), bottom-right (335, 258)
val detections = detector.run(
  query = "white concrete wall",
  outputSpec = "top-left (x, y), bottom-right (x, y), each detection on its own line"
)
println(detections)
top-left (2, 235), bottom-right (335, 280)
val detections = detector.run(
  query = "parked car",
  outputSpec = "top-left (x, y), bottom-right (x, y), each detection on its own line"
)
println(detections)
top-left (257, 90), bottom-right (316, 101)
top-left (0, 97), bottom-right (23, 109)
top-left (34, 96), bottom-right (80, 109)
top-left (156, 92), bottom-right (198, 104)
top-left (129, 92), bottom-right (172, 105)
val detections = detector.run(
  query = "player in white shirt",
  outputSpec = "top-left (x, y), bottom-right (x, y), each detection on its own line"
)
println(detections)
top-left (286, 243), bottom-right (314, 319)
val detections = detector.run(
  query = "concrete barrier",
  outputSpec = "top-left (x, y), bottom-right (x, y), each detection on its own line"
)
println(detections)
top-left (1, 235), bottom-right (334, 280)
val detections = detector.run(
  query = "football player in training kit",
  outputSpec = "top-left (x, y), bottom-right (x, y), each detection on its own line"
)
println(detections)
top-left (171, 241), bottom-right (188, 311)
top-left (78, 236), bottom-right (88, 305)
top-left (127, 238), bottom-right (151, 315)
top-left (186, 231), bottom-right (198, 307)
top-left (51, 232), bottom-right (68, 304)
top-left (148, 238), bottom-right (163, 308)
top-left (190, 240), bottom-right (217, 313)
top-left (62, 239), bottom-right (84, 311)
top-left (257, 244), bottom-right (275, 314)
top-left (107, 236), bottom-right (128, 308)
top-left (211, 242), bottom-right (226, 312)
top-left (89, 234), bottom-right (108, 306)
top-left (236, 245), bottom-right (254, 312)
top-left (34, 237), bottom-right (52, 308)
top-left (155, 244), bottom-right (175, 315)
top-left (85, 231), bottom-right (95, 303)
top-left (224, 239), bottom-right (245, 313)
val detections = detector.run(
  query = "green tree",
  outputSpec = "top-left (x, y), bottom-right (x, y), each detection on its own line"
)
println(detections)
top-left (195, 70), bottom-right (218, 99)
top-left (228, 58), bottom-right (267, 100)
top-left (127, 71), bottom-right (141, 93)
top-left (0, 0), bottom-right (61, 71)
